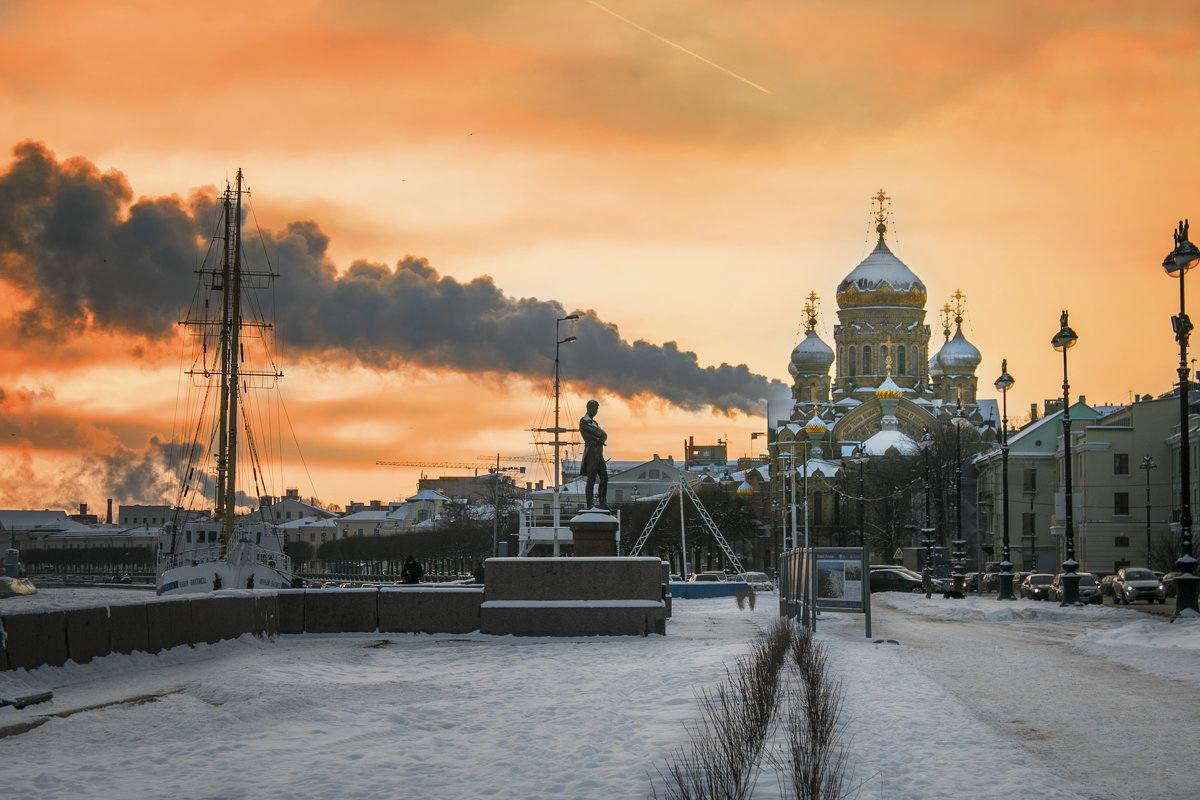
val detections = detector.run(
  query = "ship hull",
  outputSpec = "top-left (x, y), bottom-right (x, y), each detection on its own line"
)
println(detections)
top-left (157, 538), bottom-right (293, 595)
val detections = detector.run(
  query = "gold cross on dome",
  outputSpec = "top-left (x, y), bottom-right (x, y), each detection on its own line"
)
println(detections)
top-left (802, 291), bottom-right (820, 332)
top-left (872, 189), bottom-right (890, 223)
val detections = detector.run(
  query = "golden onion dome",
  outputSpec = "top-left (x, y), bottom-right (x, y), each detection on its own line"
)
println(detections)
top-left (875, 374), bottom-right (903, 399)
top-left (836, 227), bottom-right (927, 310)
top-left (804, 414), bottom-right (827, 435)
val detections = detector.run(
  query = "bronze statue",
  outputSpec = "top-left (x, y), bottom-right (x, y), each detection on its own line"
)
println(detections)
top-left (580, 399), bottom-right (609, 509)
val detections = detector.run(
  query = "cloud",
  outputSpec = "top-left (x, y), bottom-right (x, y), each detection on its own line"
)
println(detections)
top-left (0, 142), bottom-right (787, 416)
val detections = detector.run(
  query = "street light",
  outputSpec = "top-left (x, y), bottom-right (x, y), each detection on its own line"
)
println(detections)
top-left (1051, 310), bottom-right (1080, 605)
top-left (951, 402), bottom-right (968, 596)
top-left (920, 428), bottom-right (936, 576)
top-left (995, 360), bottom-right (1016, 600)
top-left (538, 313), bottom-right (579, 554)
top-left (1141, 455), bottom-right (1157, 568)
top-left (850, 445), bottom-right (866, 551)
top-left (1163, 220), bottom-right (1199, 614)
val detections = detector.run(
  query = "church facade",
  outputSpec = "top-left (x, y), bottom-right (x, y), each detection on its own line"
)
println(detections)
top-left (767, 192), bottom-right (997, 560)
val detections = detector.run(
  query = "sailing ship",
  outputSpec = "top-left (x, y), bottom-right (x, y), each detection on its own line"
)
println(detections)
top-left (156, 170), bottom-right (293, 595)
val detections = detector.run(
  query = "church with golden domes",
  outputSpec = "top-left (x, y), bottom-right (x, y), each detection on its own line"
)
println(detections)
top-left (767, 191), bottom-right (997, 552)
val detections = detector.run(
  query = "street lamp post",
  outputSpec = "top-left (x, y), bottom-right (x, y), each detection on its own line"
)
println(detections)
top-left (1051, 311), bottom-right (1080, 606)
top-left (995, 360), bottom-right (1016, 600)
top-left (951, 403), bottom-right (967, 596)
top-left (1141, 455), bottom-right (1157, 568)
top-left (543, 314), bottom-right (578, 555)
top-left (852, 446), bottom-right (866, 551)
top-left (920, 428), bottom-right (936, 575)
top-left (1163, 220), bottom-right (1200, 614)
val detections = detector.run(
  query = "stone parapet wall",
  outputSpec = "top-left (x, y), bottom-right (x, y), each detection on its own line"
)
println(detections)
top-left (1, 587), bottom-right (484, 672)
top-left (1, 563), bottom-right (668, 669)
top-left (480, 557), bottom-right (668, 636)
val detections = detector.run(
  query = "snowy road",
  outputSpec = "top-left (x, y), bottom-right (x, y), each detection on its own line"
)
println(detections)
top-left (823, 595), bottom-right (1200, 800)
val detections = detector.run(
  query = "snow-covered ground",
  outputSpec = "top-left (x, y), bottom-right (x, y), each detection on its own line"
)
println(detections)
top-left (1, 589), bottom-right (1196, 799)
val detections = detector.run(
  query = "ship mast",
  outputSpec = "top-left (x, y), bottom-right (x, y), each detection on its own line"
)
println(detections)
top-left (215, 170), bottom-right (245, 544)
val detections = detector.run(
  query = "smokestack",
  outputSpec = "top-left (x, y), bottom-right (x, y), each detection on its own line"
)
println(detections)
top-left (79, 502), bottom-right (87, 516)
top-left (107, 498), bottom-right (113, 524)
top-left (1030, 403), bottom-right (1038, 421)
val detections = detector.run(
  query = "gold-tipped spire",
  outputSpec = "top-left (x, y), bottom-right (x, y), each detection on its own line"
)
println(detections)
top-left (948, 289), bottom-right (967, 329)
top-left (802, 291), bottom-right (820, 333)
top-left (872, 188), bottom-right (891, 237)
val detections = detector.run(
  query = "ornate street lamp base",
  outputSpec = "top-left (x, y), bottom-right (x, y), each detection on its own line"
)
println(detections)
top-left (1174, 571), bottom-right (1199, 615)
top-left (1058, 572), bottom-right (1081, 606)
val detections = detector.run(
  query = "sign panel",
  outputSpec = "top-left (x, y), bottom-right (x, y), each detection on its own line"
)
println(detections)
top-left (813, 547), bottom-right (866, 612)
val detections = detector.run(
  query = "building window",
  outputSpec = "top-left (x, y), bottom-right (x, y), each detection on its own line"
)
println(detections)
top-left (1022, 468), bottom-right (1037, 493)
top-left (1021, 512), bottom-right (1035, 536)
top-left (863, 346), bottom-right (872, 375)
top-left (848, 347), bottom-right (856, 377)
top-left (1115, 536), bottom-right (1130, 547)
top-left (1114, 492), bottom-right (1130, 516)
top-left (1114, 453), bottom-right (1129, 475)
top-left (813, 492), bottom-right (823, 524)
top-left (897, 346), bottom-right (906, 376)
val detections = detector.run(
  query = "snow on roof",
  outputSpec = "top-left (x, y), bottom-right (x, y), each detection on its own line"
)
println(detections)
top-left (405, 489), bottom-right (450, 503)
top-left (277, 515), bottom-right (337, 530)
top-left (0, 510), bottom-right (94, 533)
top-left (862, 429), bottom-right (919, 456)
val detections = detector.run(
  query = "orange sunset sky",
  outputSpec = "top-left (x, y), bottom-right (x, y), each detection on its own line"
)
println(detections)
top-left (2, 0), bottom-right (1200, 513)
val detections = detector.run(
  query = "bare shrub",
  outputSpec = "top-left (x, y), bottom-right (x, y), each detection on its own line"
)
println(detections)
top-left (780, 627), bottom-right (850, 800)
top-left (651, 619), bottom-right (794, 800)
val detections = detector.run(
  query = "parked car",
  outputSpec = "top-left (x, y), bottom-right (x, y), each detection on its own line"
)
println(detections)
top-left (868, 568), bottom-right (925, 594)
top-left (687, 571), bottom-right (728, 582)
top-left (1048, 572), bottom-right (1102, 604)
top-left (737, 571), bottom-right (774, 591)
top-left (1019, 573), bottom-right (1054, 600)
top-left (1111, 567), bottom-right (1166, 604)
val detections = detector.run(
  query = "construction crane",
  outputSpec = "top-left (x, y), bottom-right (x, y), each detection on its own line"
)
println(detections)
top-left (376, 460), bottom-right (488, 471)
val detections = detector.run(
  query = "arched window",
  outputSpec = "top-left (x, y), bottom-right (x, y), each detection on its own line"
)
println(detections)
top-left (848, 347), bottom-right (856, 377)
top-left (863, 346), bottom-right (872, 376)
top-left (898, 345), bottom-right (906, 376)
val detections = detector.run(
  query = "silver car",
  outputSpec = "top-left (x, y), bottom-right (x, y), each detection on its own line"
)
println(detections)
top-left (1112, 567), bottom-right (1166, 604)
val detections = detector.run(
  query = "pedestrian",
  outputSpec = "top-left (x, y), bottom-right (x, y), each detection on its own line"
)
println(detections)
top-left (401, 555), bottom-right (424, 584)
top-left (922, 565), bottom-right (934, 599)
top-left (472, 562), bottom-right (485, 584)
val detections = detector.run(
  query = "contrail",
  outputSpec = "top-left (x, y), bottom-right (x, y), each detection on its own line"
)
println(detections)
top-left (587, 0), bottom-right (771, 95)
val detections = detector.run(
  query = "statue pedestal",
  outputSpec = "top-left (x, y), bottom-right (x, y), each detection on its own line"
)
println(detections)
top-left (569, 509), bottom-right (619, 557)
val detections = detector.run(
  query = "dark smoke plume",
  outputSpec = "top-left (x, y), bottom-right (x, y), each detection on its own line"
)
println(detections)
top-left (0, 141), bottom-right (787, 413)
